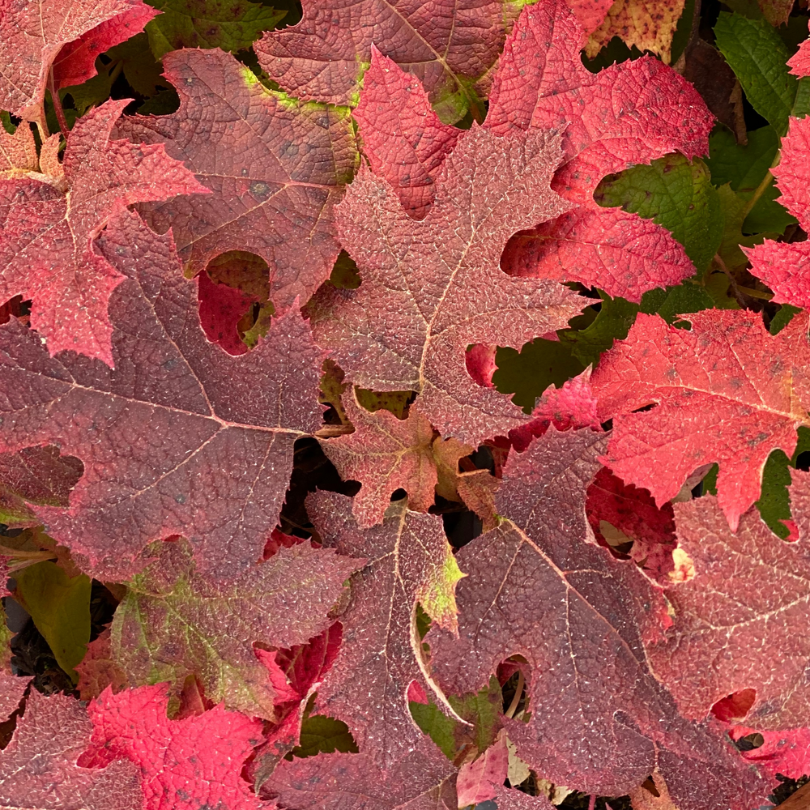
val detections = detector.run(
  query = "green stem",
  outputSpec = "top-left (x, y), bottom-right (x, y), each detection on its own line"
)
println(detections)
top-left (739, 169), bottom-right (774, 221)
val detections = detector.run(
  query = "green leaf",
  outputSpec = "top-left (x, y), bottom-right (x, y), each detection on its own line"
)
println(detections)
top-left (756, 450), bottom-right (792, 539)
top-left (560, 294), bottom-right (640, 367)
top-left (770, 304), bottom-right (801, 334)
top-left (595, 154), bottom-right (723, 274)
top-left (714, 13), bottom-right (797, 135)
top-left (716, 184), bottom-right (772, 273)
top-left (492, 338), bottom-right (586, 412)
top-left (641, 282), bottom-right (716, 323)
top-left (145, 0), bottom-right (287, 59)
top-left (293, 715), bottom-right (359, 758)
top-left (106, 33), bottom-right (168, 98)
top-left (14, 561), bottom-right (91, 681)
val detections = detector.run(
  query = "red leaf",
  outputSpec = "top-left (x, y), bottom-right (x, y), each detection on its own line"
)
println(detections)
top-left (494, 786), bottom-right (556, 810)
top-left (0, 671), bottom-right (30, 723)
top-left (591, 310), bottom-right (810, 531)
top-left (308, 124), bottom-right (584, 447)
top-left (261, 740), bottom-right (458, 809)
top-left (84, 684), bottom-right (273, 810)
top-left (117, 48), bottom-right (358, 313)
top-left (51, 3), bottom-right (159, 92)
top-left (306, 492), bottom-right (464, 768)
top-left (647, 495), bottom-right (810, 730)
top-left (0, 210), bottom-right (326, 582)
top-left (730, 726), bottom-right (810, 784)
top-left (789, 23), bottom-right (810, 77)
top-left (427, 429), bottom-right (766, 807)
top-left (0, 0), bottom-right (151, 123)
top-left (0, 690), bottom-right (142, 809)
top-left (0, 99), bottom-right (207, 363)
top-left (748, 116), bottom-right (810, 306)
top-left (456, 730), bottom-right (509, 807)
top-left (198, 270), bottom-right (257, 356)
top-left (76, 628), bottom-right (129, 701)
top-left (353, 47), bottom-right (460, 220)
top-left (254, 0), bottom-right (514, 122)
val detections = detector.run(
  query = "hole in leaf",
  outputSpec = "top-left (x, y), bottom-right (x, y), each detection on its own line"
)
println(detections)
top-left (711, 687), bottom-right (757, 723)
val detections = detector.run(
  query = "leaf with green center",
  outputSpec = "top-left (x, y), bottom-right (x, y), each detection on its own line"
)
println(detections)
top-left (111, 537), bottom-right (362, 720)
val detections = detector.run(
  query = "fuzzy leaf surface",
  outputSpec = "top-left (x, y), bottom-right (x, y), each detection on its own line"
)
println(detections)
top-left (0, 99), bottom-right (206, 363)
top-left (591, 310), bottom-right (810, 531)
top-left (112, 538), bottom-right (360, 719)
top-left (427, 429), bottom-right (765, 808)
top-left (84, 685), bottom-right (273, 810)
top-left (255, 0), bottom-right (516, 123)
top-left (117, 48), bottom-right (358, 312)
top-left (0, 211), bottom-right (325, 582)
top-left (307, 492), bottom-right (463, 768)
top-left (0, 690), bottom-right (142, 810)
top-left (647, 495), bottom-right (810, 730)
top-left (308, 124), bottom-right (583, 447)
top-left (0, 0), bottom-right (148, 121)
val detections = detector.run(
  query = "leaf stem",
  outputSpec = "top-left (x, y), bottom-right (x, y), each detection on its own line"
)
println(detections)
top-left (505, 669), bottom-right (525, 718)
top-left (740, 169), bottom-right (774, 221)
top-left (47, 68), bottom-right (69, 138)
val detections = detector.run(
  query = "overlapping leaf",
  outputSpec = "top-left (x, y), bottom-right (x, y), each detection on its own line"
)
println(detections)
top-left (0, 99), bottom-right (206, 363)
top-left (308, 123), bottom-right (583, 447)
top-left (117, 47), bottom-right (358, 312)
top-left (306, 492), bottom-right (464, 768)
top-left (426, 429), bottom-right (765, 808)
top-left (111, 537), bottom-right (360, 719)
top-left (591, 309), bottom-right (810, 530)
top-left (0, 211), bottom-right (325, 581)
top-left (647, 495), bottom-right (810, 730)
top-left (0, 690), bottom-right (142, 809)
top-left (83, 685), bottom-right (272, 810)
top-left (255, 0), bottom-right (517, 123)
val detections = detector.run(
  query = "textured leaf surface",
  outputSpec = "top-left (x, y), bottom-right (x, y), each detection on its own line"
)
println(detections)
top-left (76, 628), bottom-right (129, 700)
top-left (51, 3), bottom-right (159, 91)
top-left (427, 429), bottom-right (765, 807)
top-left (309, 124), bottom-right (583, 447)
top-left (647, 495), bottom-right (810, 730)
top-left (0, 671), bottom-right (30, 723)
top-left (353, 48), bottom-right (460, 219)
top-left (789, 24), bottom-right (810, 78)
top-left (0, 211), bottom-right (325, 581)
top-left (0, 0), bottom-right (148, 121)
top-left (118, 47), bottom-right (358, 312)
top-left (262, 740), bottom-right (458, 809)
top-left (585, 0), bottom-right (686, 63)
top-left (730, 725), bottom-right (810, 784)
top-left (0, 99), bottom-right (206, 363)
top-left (307, 493), bottom-right (463, 767)
top-left (112, 537), bottom-right (360, 719)
top-left (84, 685), bottom-right (272, 810)
top-left (144, 0), bottom-right (285, 58)
top-left (489, 0), bottom-right (712, 299)
top-left (591, 310), bottom-right (810, 530)
top-left (0, 690), bottom-right (142, 809)
top-left (255, 0), bottom-right (514, 123)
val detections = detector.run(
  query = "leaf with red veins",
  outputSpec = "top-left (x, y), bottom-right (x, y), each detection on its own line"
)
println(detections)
top-left (591, 310), bottom-right (810, 531)
top-left (585, 0), bottom-right (686, 64)
top-left (51, 3), bottom-right (159, 92)
top-left (261, 740), bottom-right (458, 809)
top-left (501, 206), bottom-right (695, 304)
top-left (748, 117), bottom-right (810, 306)
top-left (319, 390), bottom-right (473, 527)
top-left (0, 99), bottom-right (207, 364)
top-left (353, 48), bottom-right (461, 219)
top-left (308, 124), bottom-right (584, 447)
top-left (306, 492), bottom-right (464, 768)
top-left (110, 537), bottom-right (361, 720)
top-left (587, 468), bottom-right (677, 584)
top-left (508, 370), bottom-right (601, 453)
top-left (255, 0), bottom-right (511, 124)
top-left (730, 726), bottom-right (810, 784)
top-left (426, 429), bottom-right (766, 807)
top-left (0, 0), bottom-right (150, 123)
top-left (646, 495), bottom-right (810, 730)
top-left (0, 690), bottom-right (142, 810)
top-left (486, 0), bottom-right (712, 203)
top-left (789, 24), bottom-right (810, 77)
top-left (84, 685), bottom-right (273, 810)
top-left (116, 48), bottom-right (358, 313)
top-left (0, 211), bottom-right (326, 582)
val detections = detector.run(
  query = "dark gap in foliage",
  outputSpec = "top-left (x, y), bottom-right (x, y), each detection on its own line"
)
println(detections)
top-left (442, 508), bottom-right (482, 550)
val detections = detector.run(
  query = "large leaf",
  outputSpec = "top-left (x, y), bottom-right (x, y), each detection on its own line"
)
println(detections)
top-left (118, 48), bottom-right (358, 313)
top-left (0, 211), bottom-right (325, 582)
top-left (308, 124), bottom-right (583, 447)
